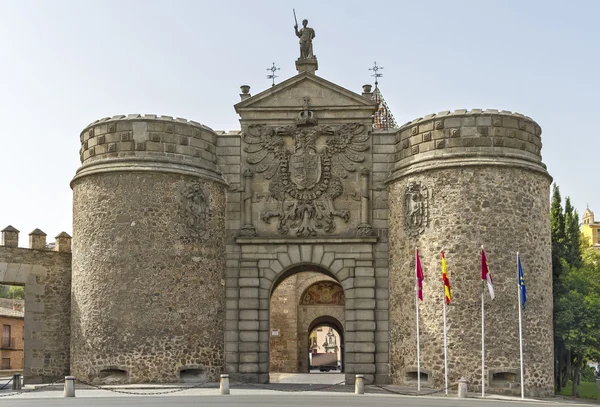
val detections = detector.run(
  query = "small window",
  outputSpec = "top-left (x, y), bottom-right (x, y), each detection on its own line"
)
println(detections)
top-left (1, 358), bottom-right (10, 370)
top-left (406, 371), bottom-right (428, 383)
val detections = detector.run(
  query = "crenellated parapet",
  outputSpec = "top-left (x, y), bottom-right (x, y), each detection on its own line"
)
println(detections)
top-left (389, 109), bottom-right (548, 181)
top-left (1, 226), bottom-right (71, 252)
top-left (73, 114), bottom-right (225, 185)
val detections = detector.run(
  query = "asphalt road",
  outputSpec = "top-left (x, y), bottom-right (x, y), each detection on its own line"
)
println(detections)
top-left (0, 394), bottom-right (591, 407)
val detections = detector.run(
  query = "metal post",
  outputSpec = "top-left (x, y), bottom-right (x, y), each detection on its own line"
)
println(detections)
top-left (12, 373), bottom-right (22, 390)
top-left (596, 378), bottom-right (600, 401)
top-left (220, 374), bottom-right (230, 395)
top-left (354, 375), bottom-right (364, 394)
top-left (457, 377), bottom-right (468, 398)
top-left (64, 376), bottom-right (75, 397)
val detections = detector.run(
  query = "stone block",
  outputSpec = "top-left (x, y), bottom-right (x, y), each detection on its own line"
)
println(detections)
top-left (238, 299), bottom-right (259, 309)
top-left (240, 288), bottom-right (259, 298)
top-left (354, 277), bottom-right (375, 288)
top-left (354, 332), bottom-right (375, 342)
top-left (239, 278), bottom-right (260, 287)
top-left (354, 299), bottom-right (376, 309)
top-left (239, 353), bottom-right (259, 363)
top-left (238, 363), bottom-right (259, 373)
top-left (354, 353), bottom-right (375, 363)
top-left (376, 353), bottom-right (389, 363)
top-left (355, 267), bottom-right (374, 277)
top-left (321, 252), bottom-right (335, 268)
top-left (311, 245), bottom-right (324, 264)
top-left (239, 321), bottom-right (259, 331)
top-left (351, 321), bottom-right (376, 331)
top-left (225, 343), bottom-right (238, 354)
top-left (353, 363), bottom-right (376, 374)
top-left (225, 353), bottom-right (239, 363)
top-left (239, 342), bottom-right (260, 352)
top-left (375, 363), bottom-right (390, 374)
top-left (355, 310), bottom-right (375, 320)
top-left (239, 310), bottom-right (257, 320)
top-left (239, 331), bottom-right (259, 342)
top-left (375, 342), bottom-right (389, 353)
top-left (354, 288), bottom-right (375, 298)
top-left (288, 245), bottom-right (301, 263)
top-left (300, 245), bottom-right (312, 262)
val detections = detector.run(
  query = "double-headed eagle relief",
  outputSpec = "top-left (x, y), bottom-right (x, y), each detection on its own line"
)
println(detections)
top-left (243, 120), bottom-right (370, 237)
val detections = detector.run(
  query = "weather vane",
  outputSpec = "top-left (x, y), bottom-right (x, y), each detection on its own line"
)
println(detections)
top-left (369, 61), bottom-right (384, 88)
top-left (267, 62), bottom-right (280, 87)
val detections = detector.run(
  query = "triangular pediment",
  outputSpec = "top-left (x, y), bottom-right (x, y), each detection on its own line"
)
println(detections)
top-left (235, 72), bottom-right (377, 111)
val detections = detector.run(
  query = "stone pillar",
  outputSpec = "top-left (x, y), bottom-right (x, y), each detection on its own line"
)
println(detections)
top-left (29, 229), bottom-right (47, 250)
top-left (239, 169), bottom-right (256, 237)
top-left (387, 110), bottom-right (553, 396)
top-left (70, 115), bottom-right (227, 383)
top-left (1, 225), bottom-right (19, 247)
top-left (357, 168), bottom-right (372, 236)
top-left (54, 232), bottom-right (72, 253)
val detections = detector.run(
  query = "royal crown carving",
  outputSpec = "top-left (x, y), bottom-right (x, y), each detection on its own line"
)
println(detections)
top-left (243, 121), bottom-right (370, 237)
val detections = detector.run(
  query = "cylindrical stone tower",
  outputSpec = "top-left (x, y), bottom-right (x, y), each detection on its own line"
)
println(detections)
top-left (387, 109), bottom-right (553, 396)
top-left (70, 114), bottom-right (227, 383)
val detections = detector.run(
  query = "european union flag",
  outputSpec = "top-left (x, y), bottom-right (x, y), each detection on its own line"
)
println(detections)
top-left (518, 254), bottom-right (526, 309)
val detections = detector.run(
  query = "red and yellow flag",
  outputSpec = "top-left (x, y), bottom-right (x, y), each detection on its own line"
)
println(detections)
top-left (441, 250), bottom-right (451, 304)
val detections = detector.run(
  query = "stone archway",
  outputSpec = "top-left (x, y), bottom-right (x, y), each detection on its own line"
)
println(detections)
top-left (268, 270), bottom-right (343, 374)
top-left (227, 240), bottom-right (380, 384)
top-left (297, 281), bottom-right (345, 373)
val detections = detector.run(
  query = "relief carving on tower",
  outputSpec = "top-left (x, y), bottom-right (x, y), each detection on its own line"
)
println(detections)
top-left (405, 181), bottom-right (430, 236)
top-left (243, 118), bottom-right (370, 237)
top-left (178, 181), bottom-right (211, 240)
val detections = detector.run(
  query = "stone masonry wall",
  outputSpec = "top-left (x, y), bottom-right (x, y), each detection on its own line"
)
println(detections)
top-left (269, 274), bottom-right (298, 373)
top-left (387, 110), bottom-right (553, 396)
top-left (0, 245), bottom-right (71, 383)
top-left (71, 172), bottom-right (226, 383)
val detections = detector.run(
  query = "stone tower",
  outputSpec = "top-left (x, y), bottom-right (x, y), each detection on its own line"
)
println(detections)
top-left (70, 116), bottom-right (227, 383)
top-left (387, 110), bottom-right (553, 396)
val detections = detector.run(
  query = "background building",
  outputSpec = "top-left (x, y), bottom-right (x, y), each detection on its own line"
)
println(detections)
top-left (582, 208), bottom-right (600, 251)
top-left (0, 299), bottom-right (24, 371)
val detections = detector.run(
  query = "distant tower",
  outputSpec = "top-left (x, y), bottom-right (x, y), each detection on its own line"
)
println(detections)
top-left (369, 62), bottom-right (397, 130)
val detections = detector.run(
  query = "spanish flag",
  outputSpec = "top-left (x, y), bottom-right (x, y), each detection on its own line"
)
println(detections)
top-left (441, 251), bottom-right (451, 304)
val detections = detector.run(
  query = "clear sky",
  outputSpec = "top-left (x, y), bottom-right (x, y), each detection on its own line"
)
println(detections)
top-left (1, 0), bottom-right (598, 246)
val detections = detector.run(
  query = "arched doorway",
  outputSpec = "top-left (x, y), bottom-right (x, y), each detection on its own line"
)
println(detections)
top-left (307, 316), bottom-right (344, 373)
top-left (268, 265), bottom-right (346, 383)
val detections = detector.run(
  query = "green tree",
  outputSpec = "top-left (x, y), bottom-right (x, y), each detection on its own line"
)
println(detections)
top-left (555, 250), bottom-right (600, 397)
top-left (564, 198), bottom-right (582, 269)
top-left (7, 286), bottom-right (24, 299)
top-left (550, 184), bottom-right (567, 390)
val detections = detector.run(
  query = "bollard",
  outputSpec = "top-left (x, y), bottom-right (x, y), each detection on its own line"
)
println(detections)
top-left (596, 378), bottom-right (599, 401)
top-left (220, 374), bottom-right (230, 395)
top-left (355, 375), bottom-right (365, 395)
top-left (457, 377), bottom-right (468, 398)
top-left (12, 373), bottom-right (22, 390)
top-left (64, 376), bottom-right (76, 397)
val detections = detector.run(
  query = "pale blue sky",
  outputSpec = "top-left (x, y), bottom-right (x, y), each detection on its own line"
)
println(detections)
top-left (1, 0), bottom-right (598, 245)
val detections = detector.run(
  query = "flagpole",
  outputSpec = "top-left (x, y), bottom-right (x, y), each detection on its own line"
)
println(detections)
top-left (481, 246), bottom-right (485, 398)
top-left (415, 247), bottom-right (421, 393)
top-left (517, 252), bottom-right (525, 400)
top-left (443, 287), bottom-right (448, 396)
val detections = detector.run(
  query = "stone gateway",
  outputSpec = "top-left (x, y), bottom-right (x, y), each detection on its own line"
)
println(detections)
top-left (0, 21), bottom-right (553, 396)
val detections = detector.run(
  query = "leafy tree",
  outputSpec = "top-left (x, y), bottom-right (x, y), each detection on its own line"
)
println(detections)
top-left (7, 286), bottom-right (24, 299)
top-left (564, 198), bottom-right (582, 269)
top-left (555, 250), bottom-right (600, 397)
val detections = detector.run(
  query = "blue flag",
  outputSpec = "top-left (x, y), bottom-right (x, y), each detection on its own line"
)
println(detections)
top-left (518, 254), bottom-right (526, 309)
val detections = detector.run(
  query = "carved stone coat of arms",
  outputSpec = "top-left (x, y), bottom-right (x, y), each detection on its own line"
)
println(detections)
top-left (243, 122), bottom-right (370, 237)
